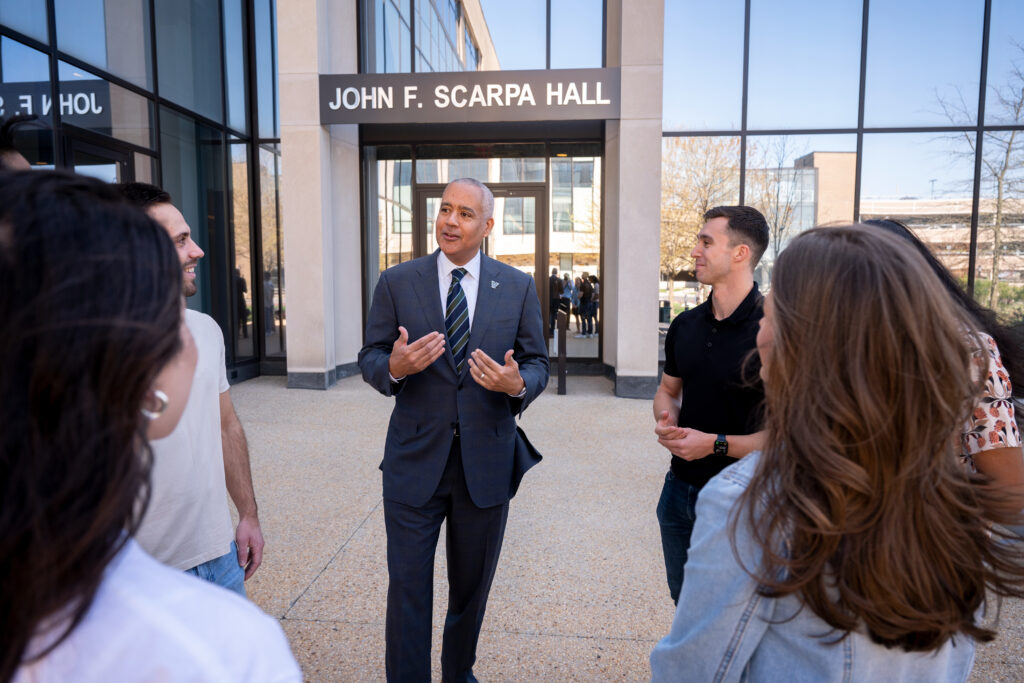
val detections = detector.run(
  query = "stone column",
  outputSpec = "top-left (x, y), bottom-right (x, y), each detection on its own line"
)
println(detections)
top-left (278, 0), bottom-right (362, 389)
top-left (603, 0), bottom-right (664, 398)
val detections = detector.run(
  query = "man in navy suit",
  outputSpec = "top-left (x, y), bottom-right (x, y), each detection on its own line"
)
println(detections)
top-left (359, 178), bottom-right (549, 682)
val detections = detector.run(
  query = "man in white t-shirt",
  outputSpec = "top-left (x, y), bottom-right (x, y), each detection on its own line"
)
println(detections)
top-left (119, 182), bottom-right (265, 596)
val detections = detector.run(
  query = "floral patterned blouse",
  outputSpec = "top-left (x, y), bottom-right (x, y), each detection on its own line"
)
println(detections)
top-left (961, 332), bottom-right (1021, 470)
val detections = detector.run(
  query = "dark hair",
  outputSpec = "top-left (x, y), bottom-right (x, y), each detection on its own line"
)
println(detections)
top-left (0, 170), bottom-right (183, 679)
top-left (116, 181), bottom-right (173, 207)
top-left (864, 218), bottom-right (1024, 397)
top-left (704, 205), bottom-right (770, 267)
top-left (0, 114), bottom-right (36, 167)
top-left (740, 225), bottom-right (1024, 653)
top-left (589, 275), bottom-right (599, 284)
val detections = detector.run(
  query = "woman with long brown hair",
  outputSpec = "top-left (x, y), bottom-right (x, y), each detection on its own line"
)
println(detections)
top-left (651, 225), bottom-right (1024, 681)
top-left (1, 170), bottom-right (299, 682)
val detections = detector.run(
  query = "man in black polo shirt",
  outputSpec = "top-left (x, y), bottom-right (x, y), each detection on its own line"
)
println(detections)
top-left (652, 205), bottom-right (768, 604)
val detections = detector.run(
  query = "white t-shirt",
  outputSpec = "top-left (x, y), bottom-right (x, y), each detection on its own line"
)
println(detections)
top-left (136, 309), bottom-right (235, 570)
top-left (15, 540), bottom-right (301, 682)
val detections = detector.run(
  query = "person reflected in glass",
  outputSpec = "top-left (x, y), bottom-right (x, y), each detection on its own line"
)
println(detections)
top-left (264, 272), bottom-right (275, 337)
top-left (1, 170), bottom-right (300, 681)
top-left (651, 225), bottom-right (1024, 681)
top-left (589, 274), bottom-right (601, 336)
top-left (548, 267), bottom-right (561, 336)
top-left (235, 267), bottom-right (249, 339)
top-left (578, 271), bottom-right (595, 338)
top-left (559, 272), bottom-right (573, 322)
top-left (571, 275), bottom-right (583, 334)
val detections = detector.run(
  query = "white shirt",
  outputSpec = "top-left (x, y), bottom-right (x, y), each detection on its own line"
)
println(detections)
top-left (16, 540), bottom-right (301, 683)
top-left (438, 249), bottom-right (481, 329)
top-left (135, 309), bottom-right (234, 571)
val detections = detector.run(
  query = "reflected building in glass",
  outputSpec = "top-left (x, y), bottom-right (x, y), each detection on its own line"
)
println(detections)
top-left (0, 0), bottom-right (285, 382)
top-left (662, 0), bottom-right (1024, 328)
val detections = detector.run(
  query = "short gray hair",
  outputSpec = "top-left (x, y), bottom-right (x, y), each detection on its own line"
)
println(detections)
top-left (449, 177), bottom-right (494, 220)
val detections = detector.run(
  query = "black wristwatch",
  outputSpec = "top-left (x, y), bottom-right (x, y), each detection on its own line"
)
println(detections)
top-left (713, 434), bottom-right (728, 456)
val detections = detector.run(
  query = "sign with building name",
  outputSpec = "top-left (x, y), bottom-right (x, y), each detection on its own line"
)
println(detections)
top-left (0, 80), bottom-right (112, 129)
top-left (319, 68), bottom-right (619, 125)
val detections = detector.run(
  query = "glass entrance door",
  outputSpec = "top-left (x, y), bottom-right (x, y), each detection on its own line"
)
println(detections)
top-left (415, 182), bottom-right (548, 309)
top-left (413, 181), bottom-right (601, 358)
top-left (365, 144), bottom-right (602, 360)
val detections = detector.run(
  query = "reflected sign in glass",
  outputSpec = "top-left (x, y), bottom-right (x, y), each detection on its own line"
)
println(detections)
top-left (319, 68), bottom-right (620, 124)
top-left (59, 62), bottom-right (153, 149)
top-left (0, 80), bottom-right (111, 129)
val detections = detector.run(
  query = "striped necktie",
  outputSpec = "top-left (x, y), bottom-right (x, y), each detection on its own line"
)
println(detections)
top-left (445, 267), bottom-right (470, 374)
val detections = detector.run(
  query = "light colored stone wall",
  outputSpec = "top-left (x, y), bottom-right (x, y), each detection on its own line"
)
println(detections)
top-left (604, 0), bottom-right (664, 397)
top-left (278, 0), bottom-right (362, 388)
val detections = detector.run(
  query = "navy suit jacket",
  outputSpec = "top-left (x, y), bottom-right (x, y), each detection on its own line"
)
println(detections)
top-left (358, 250), bottom-right (549, 509)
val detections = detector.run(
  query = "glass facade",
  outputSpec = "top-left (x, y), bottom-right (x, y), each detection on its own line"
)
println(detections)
top-left (363, 140), bottom-right (603, 360)
top-left (747, 0), bottom-right (860, 129)
top-left (55, 0), bottom-right (153, 89)
top-left (662, 0), bottom-right (1024, 323)
top-left (362, 0), bottom-right (483, 73)
top-left (259, 143), bottom-right (286, 357)
top-left (1, 0), bottom-right (284, 378)
top-left (361, 0), bottom-right (605, 73)
top-left (662, 0), bottom-right (743, 131)
top-left (0, 2), bottom-right (48, 43)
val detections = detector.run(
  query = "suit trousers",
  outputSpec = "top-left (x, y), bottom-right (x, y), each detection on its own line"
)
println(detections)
top-left (383, 437), bottom-right (509, 683)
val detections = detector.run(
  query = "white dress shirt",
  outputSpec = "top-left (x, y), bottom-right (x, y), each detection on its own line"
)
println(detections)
top-left (438, 249), bottom-right (481, 328)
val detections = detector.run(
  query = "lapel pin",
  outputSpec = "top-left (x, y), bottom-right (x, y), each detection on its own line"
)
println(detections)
top-left (491, 280), bottom-right (500, 289)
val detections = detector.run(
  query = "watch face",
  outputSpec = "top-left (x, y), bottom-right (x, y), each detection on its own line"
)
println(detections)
top-left (714, 437), bottom-right (728, 456)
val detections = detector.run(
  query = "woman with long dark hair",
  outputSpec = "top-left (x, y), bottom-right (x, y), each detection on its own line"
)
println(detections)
top-left (651, 226), bottom-right (1024, 681)
top-left (0, 171), bottom-right (299, 682)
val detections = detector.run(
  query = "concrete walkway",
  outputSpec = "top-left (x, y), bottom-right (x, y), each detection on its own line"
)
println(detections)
top-left (232, 375), bottom-right (1024, 682)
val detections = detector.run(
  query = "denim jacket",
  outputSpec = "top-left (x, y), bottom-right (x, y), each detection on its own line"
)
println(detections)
top-left (650, 452), bottom-right (976, 683)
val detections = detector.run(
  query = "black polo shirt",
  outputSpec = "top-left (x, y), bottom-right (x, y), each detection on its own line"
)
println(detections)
top-left (662, 283), bottom-right (765, 489)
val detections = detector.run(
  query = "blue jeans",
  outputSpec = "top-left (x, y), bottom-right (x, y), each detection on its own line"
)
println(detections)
top-left (656, 470), bottom-right (699, 605)
top-left (185, 541), bottom-right (246, 597)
